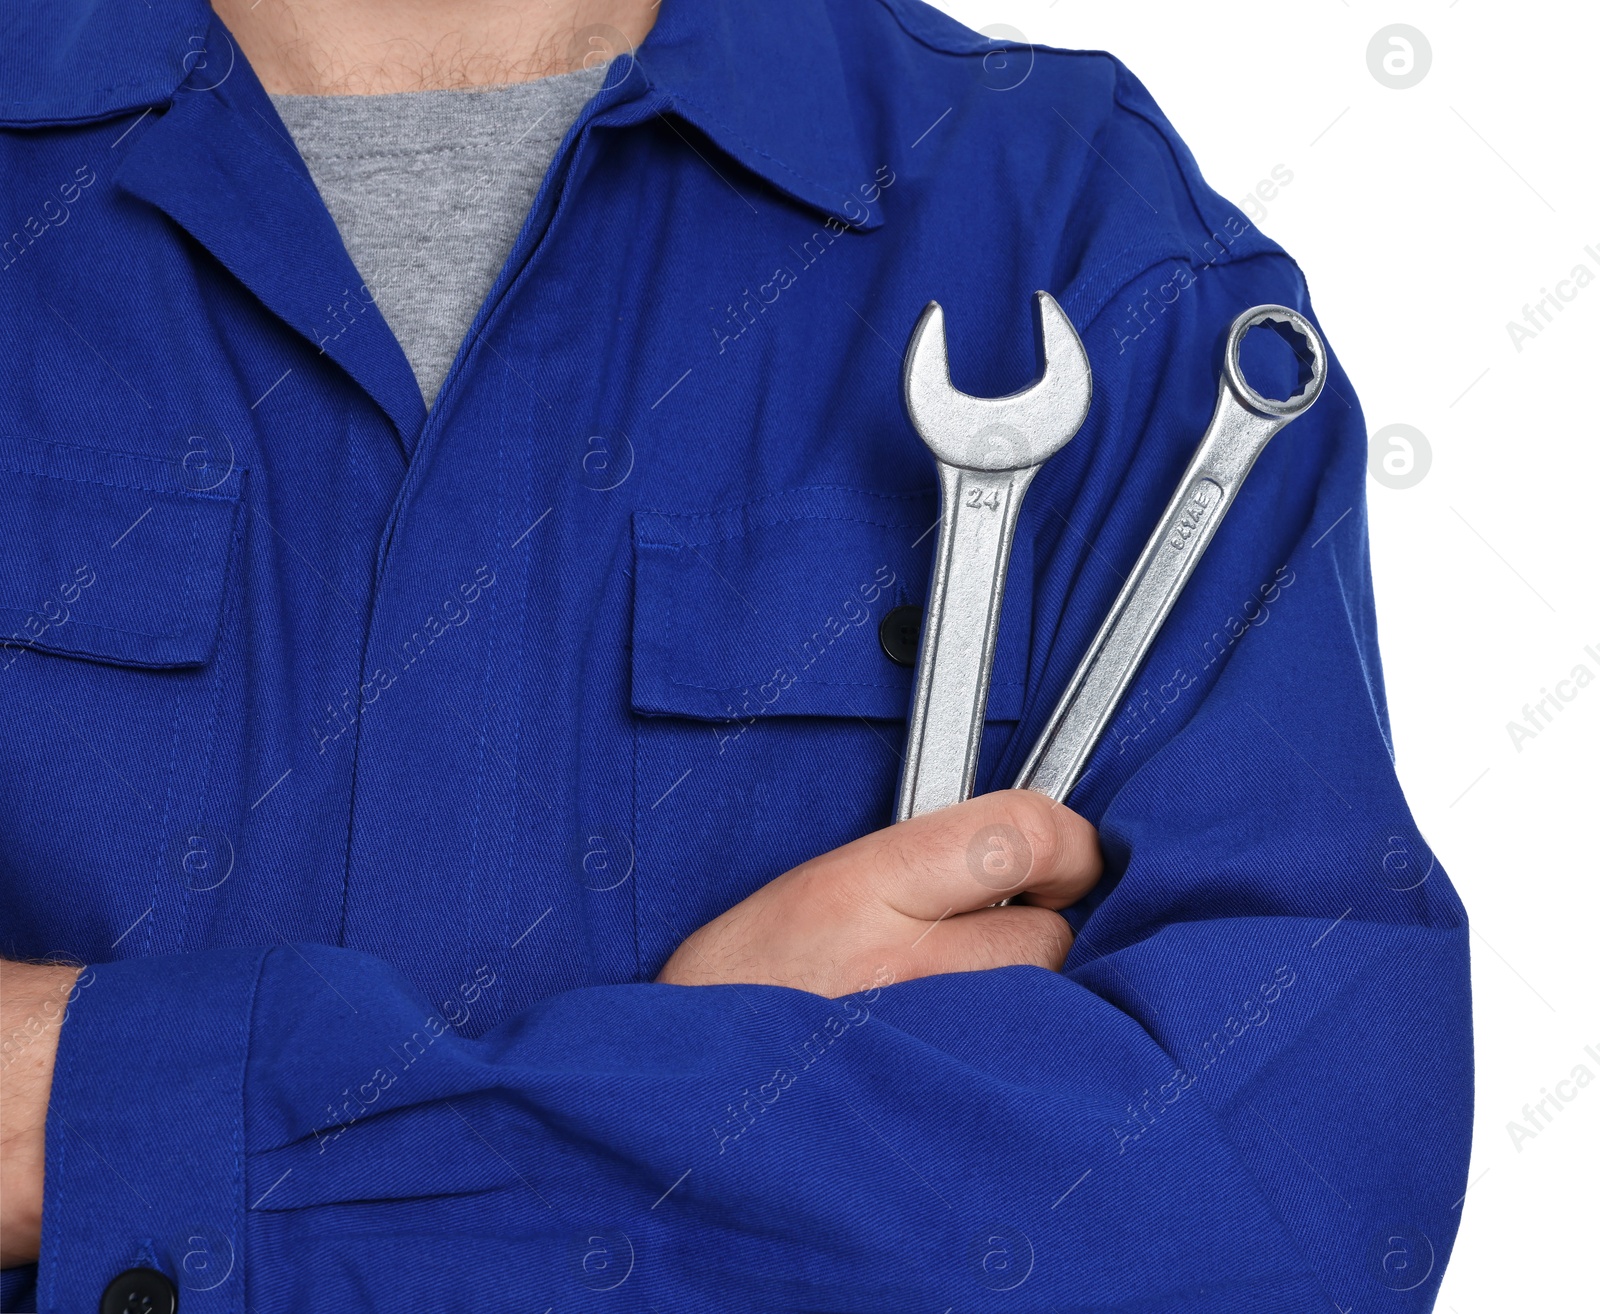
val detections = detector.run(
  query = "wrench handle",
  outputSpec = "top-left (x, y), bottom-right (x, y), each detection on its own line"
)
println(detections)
top-left (1014, 389), bottom-right (1284, 803)
top-left (896, 465), bottom-right (1034, 821)
top-left (1011, 419), bottom-right (1260, 800)
top-left (1014, 304), bottom-right (1325, 804)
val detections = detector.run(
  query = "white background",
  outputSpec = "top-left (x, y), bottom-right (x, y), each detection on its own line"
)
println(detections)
top-left (930, 2), bottom-right (1597, 1308)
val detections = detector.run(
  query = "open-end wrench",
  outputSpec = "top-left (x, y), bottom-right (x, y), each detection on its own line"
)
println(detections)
top-left (895, 292), bottom-right (1092, 821)
top-left (1013, 304), bottom-right (1327, 805)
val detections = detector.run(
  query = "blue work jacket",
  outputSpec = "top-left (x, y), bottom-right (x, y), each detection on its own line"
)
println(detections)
top-left (0, 1), bottom-right (1471, 1310)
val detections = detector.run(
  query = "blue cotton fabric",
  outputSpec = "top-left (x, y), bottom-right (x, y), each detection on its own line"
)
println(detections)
top-left (0, 1), bottom-right (1471, 1311)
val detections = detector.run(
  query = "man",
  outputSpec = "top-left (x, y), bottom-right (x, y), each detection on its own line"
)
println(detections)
top-left (0, 0), bottom-right (1471, 1310)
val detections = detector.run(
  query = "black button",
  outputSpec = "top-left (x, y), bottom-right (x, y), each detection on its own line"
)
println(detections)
top-left (878, 604), bottom-right (922, 667)
top-left (101, 1267), bottom-right (177, 1314)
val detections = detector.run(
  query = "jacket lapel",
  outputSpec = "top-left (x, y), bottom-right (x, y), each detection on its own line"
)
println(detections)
top-left (113, 35), bottom-right (427, 453)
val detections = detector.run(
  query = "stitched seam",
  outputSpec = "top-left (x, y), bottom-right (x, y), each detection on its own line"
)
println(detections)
top-left (661, 674), bottom-right (1025, 695)
top-left (656, 88), bottom-right (854, 205)
top-left (235, 949), bottom-right (272, 1306)
top-left (0, 80), bottom-right (172, 109)
top-left (461, 380), bottom-right (513, 965)
top-left (286, 139), bottom-right (541, 163)
top-left (220, 91), bottom-right (342, 207)
top-left (868, 0), bottom-right (1107, 61)
top-left (332, 408), bottom-right (368, 950)
top-left (639, 508), bottom-right (934, 551)
top-left (495, 505), bottom-right (531, 1014)
top-left (0, 612), bottom-right (203, 644)
top-left (1110, 74), bottom-right (1283, 264)
top-left (637, 484), bottom-right (932, 542)
top-left (172, 489), bottom-right (204, 719)
top-left (640, 483), bottom-right (932, 521)
top-left (811, 7), bottom-right (1285, 324)
top-left (633, 667), bottom-right (645, 979)
top-left (167, 498), bottom-right (243, 952)
top-left (1078, 249), bottom-right (1303, 341)
top-left (0, 459), bottom-right (242, 501)
top-left (139, 501), bottom-right (203, 957)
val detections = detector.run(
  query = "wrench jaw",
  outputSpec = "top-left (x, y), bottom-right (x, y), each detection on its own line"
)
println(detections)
top-left (902, 292), bottom-right (1092, 471)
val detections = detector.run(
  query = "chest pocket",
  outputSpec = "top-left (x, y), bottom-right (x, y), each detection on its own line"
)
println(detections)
top-left (0, 437), bottom-right (244, 959)
top-left (628, 485), bottom-right (1033, 972)
top-left (0, 441), bottom-right (242, 670)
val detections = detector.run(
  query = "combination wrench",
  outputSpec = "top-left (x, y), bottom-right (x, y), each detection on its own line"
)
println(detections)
top-left (1014, 304), bottom-right (1328, 804)
top-left (895, 291), bottom-right (1093, 821)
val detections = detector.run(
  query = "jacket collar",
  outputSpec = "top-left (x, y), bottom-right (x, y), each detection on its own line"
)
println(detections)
top-left (627, 0), bottom-right (882, 228)
top-left (0, 0), bottom-right (215, 127)
top-left (0, 0), bottom-right (881, 229)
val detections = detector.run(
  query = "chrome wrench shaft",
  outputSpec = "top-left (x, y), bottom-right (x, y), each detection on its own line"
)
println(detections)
top-left (896, 292), bottom-right (1092, 821)
top-left (1015, 305), bottom-right (1327, 803)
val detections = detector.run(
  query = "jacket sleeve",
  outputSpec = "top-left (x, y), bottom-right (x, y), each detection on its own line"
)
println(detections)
top-left (38, 251), bottom-right (1472, 1314)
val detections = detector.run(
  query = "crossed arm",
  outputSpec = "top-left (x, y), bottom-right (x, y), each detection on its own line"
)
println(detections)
top-left (0, 788), bottom-right (1099, 1266)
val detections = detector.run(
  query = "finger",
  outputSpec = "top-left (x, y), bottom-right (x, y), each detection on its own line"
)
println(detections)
top-left (913, 904), bottom-right (1074, 978)
top-left (868, 789), bottom-right (1102, 921)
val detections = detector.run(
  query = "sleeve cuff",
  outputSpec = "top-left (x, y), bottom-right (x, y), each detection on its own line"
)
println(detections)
top-left (37, 946), bottom-right (269, 1314)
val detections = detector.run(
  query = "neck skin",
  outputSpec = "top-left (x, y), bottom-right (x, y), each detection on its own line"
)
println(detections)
top-left (210, 0), bottom-right (661, 94)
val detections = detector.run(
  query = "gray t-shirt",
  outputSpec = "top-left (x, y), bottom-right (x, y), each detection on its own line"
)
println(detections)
top-left (272, 64), bottom-right (607, 407)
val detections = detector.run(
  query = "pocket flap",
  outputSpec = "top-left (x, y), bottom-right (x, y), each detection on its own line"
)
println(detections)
top-left (0, 448), bottom-right (241, 670)
top-left (631, 485), bottom-right (1032, 722)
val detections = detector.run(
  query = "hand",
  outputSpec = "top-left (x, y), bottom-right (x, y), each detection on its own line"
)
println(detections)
top-left (658, 789), bottom-right (1101, 998)
top-left (1, 959), bottom-right (84, 1267)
